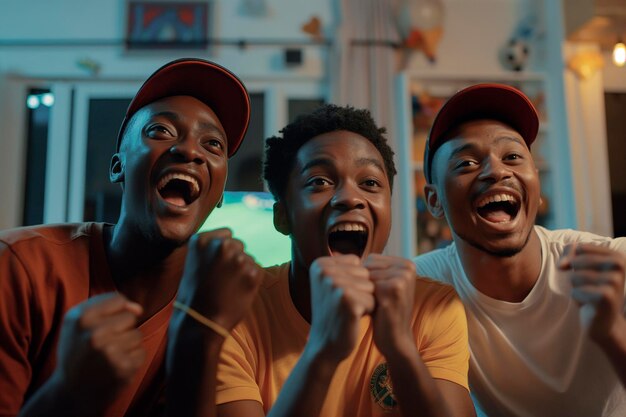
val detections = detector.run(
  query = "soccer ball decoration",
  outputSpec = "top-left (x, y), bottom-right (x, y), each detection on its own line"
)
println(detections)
top-left (499, 15), bottom-right (537, 72)
top-left (501, 37), bottom-right (530, 72)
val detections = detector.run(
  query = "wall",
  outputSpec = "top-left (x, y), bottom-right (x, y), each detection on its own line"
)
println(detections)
top-left (405, 0), bottom-right (536, 75)
top-left (603, 53), bottom-right (626, 92)
top-left (1, 0), bottom-right (597, 238)
top-left (0, 0), bottom-right (332, 229)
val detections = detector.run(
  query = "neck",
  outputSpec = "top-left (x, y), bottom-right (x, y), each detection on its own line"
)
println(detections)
top-left (289, 257), bottom-right (312, 324)
top-left (104, 218), bottom-right (188, 321)
top-left (455, 228), bottom-right (542, 302)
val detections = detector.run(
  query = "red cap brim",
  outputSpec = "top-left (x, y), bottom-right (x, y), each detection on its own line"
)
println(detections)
top-left (424, 83), bottom-right (539, 183)
top-left (116, 58), bottom-right (250, 157)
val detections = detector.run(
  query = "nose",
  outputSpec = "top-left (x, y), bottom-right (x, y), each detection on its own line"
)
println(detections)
top-left (330, 181), bottom-right (366, 211)
top-left (478, 155), bottom-right (512, 182)
top-left (168, 135), bottom-right (204, 164)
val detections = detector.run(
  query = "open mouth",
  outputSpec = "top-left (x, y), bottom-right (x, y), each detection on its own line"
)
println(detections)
top-left (476, 193), bottom-right (520, 223)
top-left (157, 172), bottom-right (200, 207)
top-left (328, 223), bottom-right (368, 257)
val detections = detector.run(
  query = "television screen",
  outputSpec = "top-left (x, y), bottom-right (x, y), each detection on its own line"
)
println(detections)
top-left (199, 191), bottom-right (291, 267)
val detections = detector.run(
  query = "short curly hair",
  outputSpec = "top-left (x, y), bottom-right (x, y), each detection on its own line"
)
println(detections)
top-left (263, 104), bottom-right (397, 201)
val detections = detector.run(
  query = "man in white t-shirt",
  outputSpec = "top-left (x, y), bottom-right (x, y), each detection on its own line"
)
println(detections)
top-left (414, 83), bottom-right (626, 417)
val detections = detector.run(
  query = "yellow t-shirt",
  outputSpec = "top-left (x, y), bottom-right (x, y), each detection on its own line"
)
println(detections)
top-left (216, 262), bottom-right (469, 416)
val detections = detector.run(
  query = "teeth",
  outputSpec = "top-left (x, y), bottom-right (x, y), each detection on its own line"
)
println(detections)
top-left (477, 193), bottom-right (517, 208)
top-left (329, 223), bottom-right (366, 233)
top-left (157, 173), bottom-right (200, 197)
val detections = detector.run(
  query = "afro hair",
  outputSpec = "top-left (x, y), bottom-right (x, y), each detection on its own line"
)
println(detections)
top-left (263, 104), bottom-right (397, 201)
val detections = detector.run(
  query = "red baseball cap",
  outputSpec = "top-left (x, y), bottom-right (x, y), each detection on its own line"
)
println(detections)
top-left (424, 83), bottom-right (539, 183)
top-left (116, 58), bottom-right (250, 157)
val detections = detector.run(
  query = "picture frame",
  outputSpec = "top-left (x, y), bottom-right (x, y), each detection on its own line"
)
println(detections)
top-left (126, 1), bottom-right (209, 49)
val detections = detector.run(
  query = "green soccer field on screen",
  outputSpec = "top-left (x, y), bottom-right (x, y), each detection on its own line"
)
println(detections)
top-left (199, 191), bottom-right (291, 267)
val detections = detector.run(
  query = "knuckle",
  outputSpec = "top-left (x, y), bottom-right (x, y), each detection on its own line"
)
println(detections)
top-left (314, 257), bottom-right (330, 268)
top-left (389, 279), bottom-right (404, 295)
top-left (89, 327), bottom-right (107, 349)
top-left (400, 258), bottom-right (416, 272)
top-left (230, 238), bottom-right (245, 252)
top-left (600, 288), bottom-right (613, 304)
top-left (77, 311), bottom-right (95, 331)
top-left (102, 342), bottom-right (119, 358)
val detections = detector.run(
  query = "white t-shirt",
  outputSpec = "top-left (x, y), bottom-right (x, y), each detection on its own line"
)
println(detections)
top-left (414, 226), bottom-right (626, 417)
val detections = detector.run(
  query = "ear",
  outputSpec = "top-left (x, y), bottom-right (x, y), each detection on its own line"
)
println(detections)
top-left (109, 153), bottom-right (125, 184)
top-left (273, 201), bottom-right (291, 236)
top-left (424, 183), bottom-right (444, 219)
top-left (217, 195), bottom-right (224, 208)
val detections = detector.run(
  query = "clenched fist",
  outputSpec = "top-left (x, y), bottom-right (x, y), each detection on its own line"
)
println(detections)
top-left (177, 228), bottom-right (263, 332)
top-left (53, 293), bottom-right (145, 411)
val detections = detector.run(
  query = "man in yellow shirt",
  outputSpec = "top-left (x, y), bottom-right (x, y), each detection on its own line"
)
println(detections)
top-left (216, 105), bottom-right (475, 417)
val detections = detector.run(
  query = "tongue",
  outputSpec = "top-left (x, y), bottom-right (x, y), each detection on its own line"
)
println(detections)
top-left (482, 209), bottom-right (511, 223)
top-left (160, 189), bottom-right (187, 207)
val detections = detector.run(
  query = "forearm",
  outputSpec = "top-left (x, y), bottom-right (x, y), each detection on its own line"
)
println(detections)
top-left (166, 312), bottom-right (225, 417)
top-left (597, 317), bottom-right (626, 387)
top-left (266, 344), bottom-right (339, 417)
top-left (18, 372), bottom-right (108, 417)
top-left (385, 340), bottom-right (452, 417)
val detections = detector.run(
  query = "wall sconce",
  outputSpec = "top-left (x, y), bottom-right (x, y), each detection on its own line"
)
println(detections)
top-left (567, 50), bottom-right (605, 80)
top-left (613, 39), bottom-right (625, 67)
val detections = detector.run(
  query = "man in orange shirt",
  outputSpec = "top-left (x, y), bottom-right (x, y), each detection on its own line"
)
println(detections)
top-left (216, 105), bottom-right (475, 417)
top-left (0, 58), bottom-right (261, 417)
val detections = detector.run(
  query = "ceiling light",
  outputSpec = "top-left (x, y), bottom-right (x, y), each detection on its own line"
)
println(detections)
top-left (613, 39), bottom-right (625, 67)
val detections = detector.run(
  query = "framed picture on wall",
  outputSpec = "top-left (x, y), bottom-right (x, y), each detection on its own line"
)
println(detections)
top-left (126, 1), bottom-right (209, 49)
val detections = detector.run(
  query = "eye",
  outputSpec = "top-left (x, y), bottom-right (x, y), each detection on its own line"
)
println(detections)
top-left (504, 153), bottom-right (523, 161)
top-left (455, 159), bottom-right (477, 169)
top-left (305, 177), bottom-right (332, 189)
top-left (203, 138), bottom-right (224, 151)
top-left (362, 178), bottom-right (382, 188)
top-left (146, 124), bottom-right (174, 138)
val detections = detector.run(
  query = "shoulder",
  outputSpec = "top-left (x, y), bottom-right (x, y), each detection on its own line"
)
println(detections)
top-left (260, 262), bottom-right (290, 290)
top-left (537, 225), bottom-right (626, 254)
top-left (414, 276), bottom-right (462, 311)
top-left (413, 243), bottom-right (457, 284)
top-left (0, 223), bottom-right (102, 250)
top-left (238, 262), bottom-right (291, 324)
top-left (412, 277), bottom-right (468, 370)
top-left (0, 223), bottom-right (105, 285)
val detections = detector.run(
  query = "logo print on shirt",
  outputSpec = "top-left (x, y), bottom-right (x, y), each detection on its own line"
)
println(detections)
top-left (370, 362), bottom-right (397, 410)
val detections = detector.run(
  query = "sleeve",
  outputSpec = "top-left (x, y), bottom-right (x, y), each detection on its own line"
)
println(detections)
top-left (0, 241), bottom-right (34, 416)
top-left (417, 286), bottom-right (470, 391)
top-left (413, 248), bottom-right (455, 286)
top-left (215, 325), bottom-right (263, 407)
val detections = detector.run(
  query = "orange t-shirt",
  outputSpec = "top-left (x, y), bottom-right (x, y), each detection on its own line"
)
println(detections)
top-left (216, 263), bottom-right (469, 416)
top-left (0, 223), bottom-right (172, 417)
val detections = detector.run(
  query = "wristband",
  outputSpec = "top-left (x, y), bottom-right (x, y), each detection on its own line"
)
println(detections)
top-left (173, 300), bottom-right (230, 339)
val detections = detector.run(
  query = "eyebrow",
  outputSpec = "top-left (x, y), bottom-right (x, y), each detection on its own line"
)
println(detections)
top-left (300, 158), bottom-right (334, 174)
top-left (300, 156), bottom-right (386, 174)
top-left (356, 157), bottom-right (385, 173)
top-left (151, 111), bottom-right (180, 121)
top-left (198, 121), bottom-right (226, 139)
top-left (448, 143), bottom-right (477, 159)
top-left (448, 136), bottom-right (525, 160)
